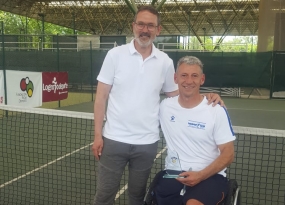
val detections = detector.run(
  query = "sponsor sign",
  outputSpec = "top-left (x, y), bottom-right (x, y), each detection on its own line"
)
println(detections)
top-left (0, 70), bottom-right (4, 104)
top-left (42, 72), bottom-right (68, 102)
top-left (6, 70), bottom-right (42, 107)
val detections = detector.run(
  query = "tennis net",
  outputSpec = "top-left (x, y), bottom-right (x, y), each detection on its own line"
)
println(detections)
top-left (0, 105), bottom-right (284, 205)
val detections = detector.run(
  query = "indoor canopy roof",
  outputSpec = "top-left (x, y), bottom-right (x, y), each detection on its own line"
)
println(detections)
top-left (0, 0), bottom-right (260, 37)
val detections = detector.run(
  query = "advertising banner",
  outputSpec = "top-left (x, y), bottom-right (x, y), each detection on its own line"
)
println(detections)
top-left (42, 72), bottom-right (68, 102)
top-left (6, 70), bottom-right (42, 107)
top-left (0, 70), bottom-right (4, 104)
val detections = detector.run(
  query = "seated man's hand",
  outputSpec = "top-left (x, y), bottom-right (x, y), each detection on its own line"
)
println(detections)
top-left (176, 171), bottom-right (203, 187)
top-left (204, 93), bottom-right (225, 107)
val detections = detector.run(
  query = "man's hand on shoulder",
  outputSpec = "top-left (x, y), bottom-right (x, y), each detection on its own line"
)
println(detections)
top-left (204, 93), bottom-right (225, 107)
top-left (165, 90), bottom-right (179, 97)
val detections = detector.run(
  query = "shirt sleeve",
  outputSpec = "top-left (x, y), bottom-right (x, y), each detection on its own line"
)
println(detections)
top-left (161, 59), bottom-right (178, 93)
top-left (213, 106), bottom-right (236, 145)
top-left (96, 50), bottom-right (115, 85)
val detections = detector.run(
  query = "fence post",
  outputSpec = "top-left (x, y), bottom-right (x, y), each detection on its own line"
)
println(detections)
top-left (57, 33), bottom-right (61, 107)
top-left (1, 21), bottom-right (7, 106)
top-left (90, 41), bottom-right (94, 101)
top-left (269, 52), bottom-right (275, 99)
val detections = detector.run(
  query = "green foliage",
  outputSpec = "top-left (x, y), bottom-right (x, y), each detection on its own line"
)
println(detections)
top-left (0, 10), bottom-right (88, 49)
top-left (223, 36), bottom-right (258, 52)
top-left (0, 11), bottom-right (86, 35)
top-left (180, 36), bottom-right (257, 52)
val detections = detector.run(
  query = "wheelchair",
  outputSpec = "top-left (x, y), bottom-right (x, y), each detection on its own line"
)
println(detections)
top-left (143, 171), bottom-right (241, 205)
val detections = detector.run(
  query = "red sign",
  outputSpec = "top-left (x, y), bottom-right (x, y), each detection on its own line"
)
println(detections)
top-left (42, 72), bottom-right (68, 102)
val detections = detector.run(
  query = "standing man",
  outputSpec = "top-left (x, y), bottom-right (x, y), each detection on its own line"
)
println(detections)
top-left (92, 6), bottom-right (223, 205)
top-left (156, 56), bottom-right (235, 205)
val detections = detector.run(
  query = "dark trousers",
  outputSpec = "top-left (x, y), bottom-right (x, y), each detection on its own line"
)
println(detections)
top-left (93, 137), bottom-right (158, 205)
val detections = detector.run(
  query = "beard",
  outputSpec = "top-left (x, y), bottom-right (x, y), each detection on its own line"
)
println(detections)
top-left (134, 32), bottom-right (156, 48)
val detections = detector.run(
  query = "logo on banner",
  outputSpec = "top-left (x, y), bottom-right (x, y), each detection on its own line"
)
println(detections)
top-left (43, 77), bottom-right (68, 94)
top-left (20, 77), bottom-right (34, 97)
top-left (16, 77), bottom-right (34, 103)
top-left (6, 71), bottom-right (42, 107)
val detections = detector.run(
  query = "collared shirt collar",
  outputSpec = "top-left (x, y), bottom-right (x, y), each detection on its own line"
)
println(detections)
top-left (129, 39), bottom-right (158, 58)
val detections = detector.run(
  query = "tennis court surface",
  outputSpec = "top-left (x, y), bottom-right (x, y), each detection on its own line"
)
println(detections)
top-left (1, 102), bottom-right (285, 205)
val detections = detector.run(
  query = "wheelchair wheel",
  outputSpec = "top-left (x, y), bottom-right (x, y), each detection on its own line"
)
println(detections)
top-left (223, 179), bottom-right (240, 205)
top-left (233, 187), bottom-right (241, 205)
top-left (143, 171), bottom-right (164, 205)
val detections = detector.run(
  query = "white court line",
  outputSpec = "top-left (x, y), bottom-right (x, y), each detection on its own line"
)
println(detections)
top-left (115, 146), bottom-right (167, 200)
top-left (227, 108), bottom-right (285, 112)
top-left (0, 142), bottom-right (93, 189)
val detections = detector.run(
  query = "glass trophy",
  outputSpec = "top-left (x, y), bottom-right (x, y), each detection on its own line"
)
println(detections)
top-left (163, 149), bottom-right (184, 178)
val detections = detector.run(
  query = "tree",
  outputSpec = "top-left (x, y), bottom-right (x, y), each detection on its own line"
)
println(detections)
top-left (221, 36), bottom-right (258, 52)
top-left (178, 36), bottom-right (258, 52)
top-left (0, 11), bottom-right (89, 49)
top-left (0, 11), bottom-right (86, 35)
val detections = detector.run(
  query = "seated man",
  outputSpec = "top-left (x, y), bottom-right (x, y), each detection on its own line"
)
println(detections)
top-left (156, 56), bottom-right (236, 205)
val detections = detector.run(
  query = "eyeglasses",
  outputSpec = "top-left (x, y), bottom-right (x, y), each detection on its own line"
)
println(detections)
top-left (134, 22), bottom-right (158, 31)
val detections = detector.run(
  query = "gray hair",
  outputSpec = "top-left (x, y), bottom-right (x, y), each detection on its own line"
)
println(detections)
top-left (133, 5), bottom-right (161, 26)
top-left (176, 56), bottom-right (203, 73)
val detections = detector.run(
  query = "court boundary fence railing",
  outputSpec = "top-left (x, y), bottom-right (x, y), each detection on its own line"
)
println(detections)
top-left (157, 42), bottom-right (249, 52)
top-left (0, 34), bottom-right (249, 53)
top-left (0, 41), bottom-right (118, 51)
top-left (200, 87), bottom-right (242, 97)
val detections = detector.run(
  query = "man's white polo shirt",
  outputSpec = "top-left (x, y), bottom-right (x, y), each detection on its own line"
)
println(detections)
top-left (160, 96), bottom-right (236, 176)
top-left (97, 40), bottom-right (178, 144)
